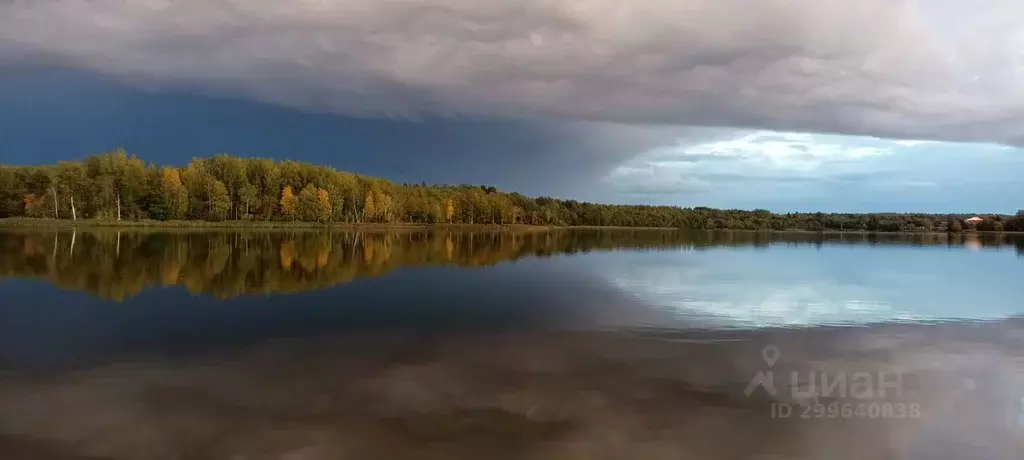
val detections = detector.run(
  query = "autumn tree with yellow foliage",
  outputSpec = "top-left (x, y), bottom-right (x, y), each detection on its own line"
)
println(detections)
top-left (362, 190), bottom-right (376, 223)
top-left (280, 186), bottom-right (298, 221)
top-left (445, 199), bottom-right (456, 224)
top-left (315, 188), bottom-right (332, 223)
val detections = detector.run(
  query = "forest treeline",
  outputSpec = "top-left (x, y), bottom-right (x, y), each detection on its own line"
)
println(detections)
top-left (2, 229), bottom-right (1020, 301)
top-left (2, 150), bottom-right (1023, 231)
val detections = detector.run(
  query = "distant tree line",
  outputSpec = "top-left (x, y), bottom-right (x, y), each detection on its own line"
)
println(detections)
top-left (1, 150), bottom-right (1022, 231)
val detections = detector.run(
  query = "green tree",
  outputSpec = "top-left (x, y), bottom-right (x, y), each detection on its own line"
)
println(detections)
top-left (207, 180), bottom-right (231, 221)
top-left (239, 183), bottom-right (258, 219)
top-left (208, 154), bottom-right (248, 219)
top-left (180, 159), bottom-right (211, 220)
top-left (160, 167), bottom-right (189, 220)
top-left (297, 184), bottom-right (322, 222)
top-left (247, 158), bottom-right (282, 218)
top-left (55, 161), bottom-right (87, 220)
top-left (337, 173), bottom-right (360, 222)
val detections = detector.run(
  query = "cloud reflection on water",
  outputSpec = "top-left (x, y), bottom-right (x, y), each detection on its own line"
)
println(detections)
top-left (587, 241), bottom-right (1024, 328)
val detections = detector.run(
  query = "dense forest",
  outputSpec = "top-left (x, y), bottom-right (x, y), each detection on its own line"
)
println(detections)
top-left (2, 149), bottom-right (1022, 232)
top-left (2, 229), bottom-right (1018, 301)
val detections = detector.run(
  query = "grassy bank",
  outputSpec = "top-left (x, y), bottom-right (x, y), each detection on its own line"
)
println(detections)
top-left (1, 218), bottom-right (1020, 236)
top-left (0, 217), bottom-right (559, 232)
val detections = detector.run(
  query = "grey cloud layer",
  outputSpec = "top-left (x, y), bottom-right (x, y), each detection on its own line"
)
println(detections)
top-left (3, 0), bottom-right (1024, 143)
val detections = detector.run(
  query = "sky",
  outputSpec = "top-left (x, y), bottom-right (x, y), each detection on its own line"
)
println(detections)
top-left (1, 0), bottom-right (1024, 212)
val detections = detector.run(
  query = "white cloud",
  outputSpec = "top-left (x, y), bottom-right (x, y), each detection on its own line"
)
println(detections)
top-left (893, 140), bottom-right (939, 148)
top-left (601, 129), bottom-right (1024, 212)
top-left (681, 131), bottom-right (894, 171)
top-left (4, 0), bottom-right (1024, 144)
top-left (604, 130), bottom-right (901, 197)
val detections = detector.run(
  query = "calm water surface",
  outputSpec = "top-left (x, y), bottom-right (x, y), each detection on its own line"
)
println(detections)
top-left (1, 229), bottom-right (1023, 459)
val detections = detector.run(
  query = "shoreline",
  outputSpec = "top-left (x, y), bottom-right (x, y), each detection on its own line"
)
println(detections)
top-left (0, 218), bottom-right (1021, 235)
top-left (0, 218), bottom-right (557, 232)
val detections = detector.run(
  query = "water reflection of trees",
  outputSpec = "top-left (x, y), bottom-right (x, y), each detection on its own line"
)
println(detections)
top-left (1, 229), bottom-right (1022, 301)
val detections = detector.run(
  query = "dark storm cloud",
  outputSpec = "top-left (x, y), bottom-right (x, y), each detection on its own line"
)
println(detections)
top-left (0, 66), bottom-right (679, 199)
top-left (2, 0), bottom-right (1024, 145)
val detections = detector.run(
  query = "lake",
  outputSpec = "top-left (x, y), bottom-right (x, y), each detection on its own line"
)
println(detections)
top-left (1, 228), bottom-right (1023, 459)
